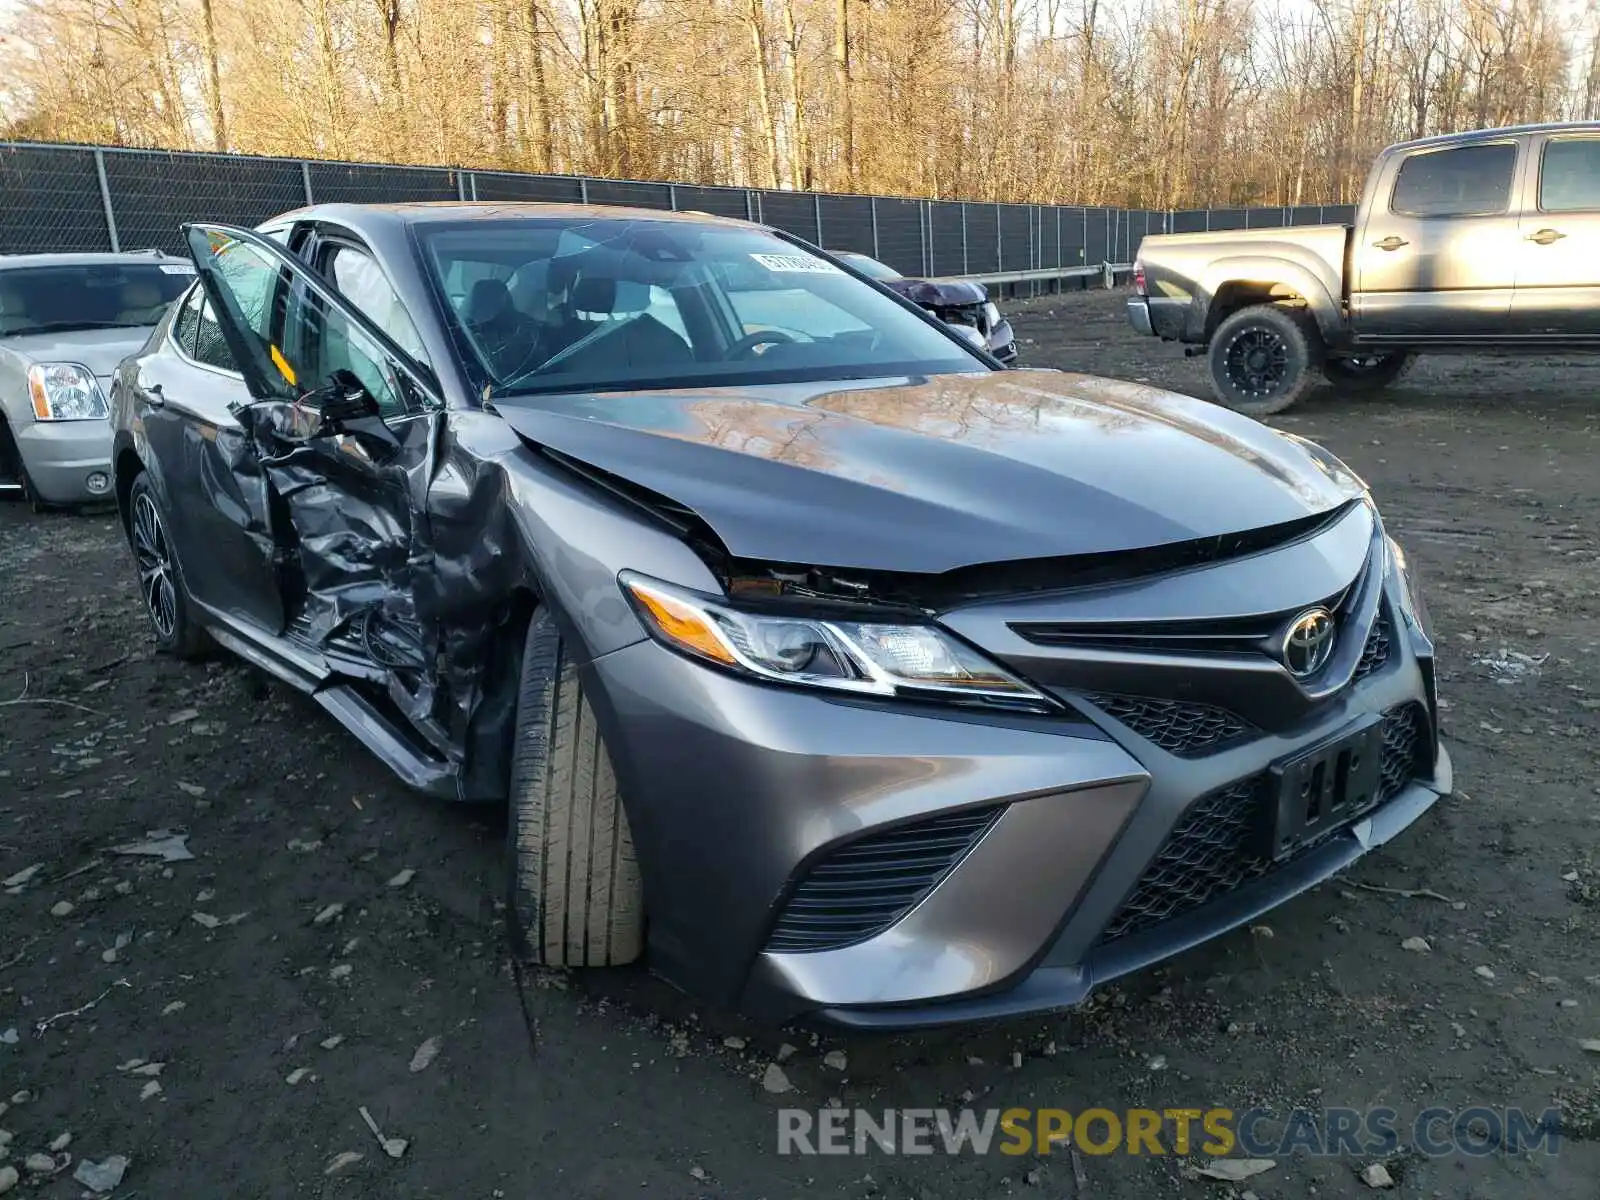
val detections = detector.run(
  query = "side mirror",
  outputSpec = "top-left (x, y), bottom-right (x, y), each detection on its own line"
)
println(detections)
top-left (258, 370), bottom-right (381, 444)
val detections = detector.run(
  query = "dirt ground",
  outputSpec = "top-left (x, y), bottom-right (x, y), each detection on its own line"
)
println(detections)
top-left (2, 290), bottom-right (1598, 1199)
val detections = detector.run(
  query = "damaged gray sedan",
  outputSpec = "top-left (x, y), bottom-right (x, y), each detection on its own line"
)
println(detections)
top-left (110, 205), bottom-right (1451, 1027)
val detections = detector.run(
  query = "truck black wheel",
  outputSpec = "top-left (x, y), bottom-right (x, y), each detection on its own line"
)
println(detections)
top-left (507, 609), bottom-right (645, 968)
top-left (1208, 304), bottom-right (1322, 416)
top-left (1322, 352), bottom-right (1414, 394)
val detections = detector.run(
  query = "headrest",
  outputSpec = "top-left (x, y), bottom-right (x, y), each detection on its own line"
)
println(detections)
top-left (572, 273), bottom-right (649, 315)
top-left (465, 278), bottom-right (512, 325)
top-left (121, 278), bottom-right (163, 307)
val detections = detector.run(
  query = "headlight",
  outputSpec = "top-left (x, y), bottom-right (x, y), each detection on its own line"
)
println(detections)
top-left (982, 301), bottom-right (1001, 327)
top-left (27, 362), bottom-right (109, 421)
top-left (621, 572), bottom-right (1056, 713)
top-left (1385, 534), bottom-right (1433, 638)
top-left (950, 323), bottom-right (986, 349)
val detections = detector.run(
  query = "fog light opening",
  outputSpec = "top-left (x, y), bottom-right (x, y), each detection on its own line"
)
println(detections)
top-left (86, 471), bottom-right (110, 495)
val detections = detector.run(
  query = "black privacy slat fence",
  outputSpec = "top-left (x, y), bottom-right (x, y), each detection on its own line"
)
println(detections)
top-left (0, 142), bottom-right (1354, 282)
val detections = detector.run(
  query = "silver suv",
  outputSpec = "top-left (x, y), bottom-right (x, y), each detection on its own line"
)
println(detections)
top-left (0, 251), bottom-right (194, 505)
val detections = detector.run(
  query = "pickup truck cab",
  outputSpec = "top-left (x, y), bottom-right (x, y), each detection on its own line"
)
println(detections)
top-left (1128, 122), bottom-right (1600, 413)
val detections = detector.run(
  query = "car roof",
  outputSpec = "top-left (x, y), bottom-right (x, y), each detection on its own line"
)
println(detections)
top-left (270, 201), bottom-right (766, 236)
top-left (0, 251), bottom-right (189, 269)
top-left (1387, 120), bottom-right (1600, 155)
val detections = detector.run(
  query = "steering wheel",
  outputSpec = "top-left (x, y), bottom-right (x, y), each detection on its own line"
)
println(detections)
top-left (725, 329), bottom-right (797, 360)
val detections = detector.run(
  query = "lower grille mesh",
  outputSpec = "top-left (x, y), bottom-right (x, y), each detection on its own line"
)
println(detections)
top-left (765, 806), bottom-right (1004, 953)
top-left (1099, 703), bottom-right (1429, 944)
top-left (1084, 694), bottom-right (1255, 756)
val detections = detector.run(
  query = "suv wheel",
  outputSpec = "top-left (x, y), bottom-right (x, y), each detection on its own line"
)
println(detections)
top-left (507, 610), bottom-right (644, 968)
top-left (128, 474), bottom-right (208, 658)
top-left (1208, 304), bottom-right (1322, 416)
top-left (1322, 352), bottom-right (1414, 394)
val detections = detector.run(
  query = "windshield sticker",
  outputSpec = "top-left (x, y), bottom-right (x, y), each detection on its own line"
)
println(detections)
top-left (750, 253), bottom-right (842, 274)
top-left (159, 264), bottom-right (196, 275)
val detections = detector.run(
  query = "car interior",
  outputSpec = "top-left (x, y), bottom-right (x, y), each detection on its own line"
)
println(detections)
top-left (422, 220), bottom-right (977, 393)
top-left (0, 265), bottom-right (189, 335)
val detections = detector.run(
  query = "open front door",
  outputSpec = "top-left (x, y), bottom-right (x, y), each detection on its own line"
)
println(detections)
top-left (184, 223), bottom-right (447, 725)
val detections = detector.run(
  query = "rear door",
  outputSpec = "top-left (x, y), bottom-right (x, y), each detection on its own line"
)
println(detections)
top-left (1510, 132), bottom-right (1600, 339)
top-left (1352, 139), bottom-right (1524, 338)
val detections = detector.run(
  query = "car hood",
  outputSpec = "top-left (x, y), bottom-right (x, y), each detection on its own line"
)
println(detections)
top-left (2, 327), bottom-right (155, 378)
top-left (881, 278), bottom-right (988, 306)
top-left (492, 369), bottom-right (1359, 574)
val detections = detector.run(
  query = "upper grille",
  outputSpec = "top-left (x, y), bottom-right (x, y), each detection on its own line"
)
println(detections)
top-left (1083, 693), bottom-right (1255, 757)
top-left (1099, 703), bottom-right (1429, 944)
top-left (1353, 611), bottom-right (1392, 682)
top-left (765, 806), bottom-right (1004, 953)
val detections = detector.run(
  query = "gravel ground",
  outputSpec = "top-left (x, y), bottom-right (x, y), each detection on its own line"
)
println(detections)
top-left (2, 290), bottom-right (1598, 1199)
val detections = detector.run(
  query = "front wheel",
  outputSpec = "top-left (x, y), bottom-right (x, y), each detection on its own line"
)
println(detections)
top-left (1207, 304), bottom-right (1322, 416)
top-left (1321, 352), bottom-right (1414, 394)
top-left (507, 610), bottom-right (644, 968)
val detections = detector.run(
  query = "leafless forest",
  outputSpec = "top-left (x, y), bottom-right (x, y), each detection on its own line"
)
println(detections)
top-left (2, 0), bottom-right (1599, 208)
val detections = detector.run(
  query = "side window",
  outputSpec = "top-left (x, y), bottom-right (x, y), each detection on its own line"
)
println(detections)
top-left (190, 230), bottom-right (421, 420)
top-left (193, 298), bottom-right (236, 371)
top-left (209, 236), bottom-right (284, 344)
top-left (1390, 144), bottom-right (1518, 218)
top-left (169, 286), bottom-right (203, 355)
top-left (325, 244), bottom-right (428, 365)
top-left (1539, 139), bottom-right (1600, 212)
top-left (285, 283), bottom-right (417, 421)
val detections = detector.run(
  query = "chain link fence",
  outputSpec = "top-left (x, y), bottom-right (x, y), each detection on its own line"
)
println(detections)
top-left (0, 142), bottom-right (1351, 282)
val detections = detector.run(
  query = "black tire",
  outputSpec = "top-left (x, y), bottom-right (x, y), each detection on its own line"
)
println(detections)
top-left (1321, 351), bottom-right (1414, 394)
top-left (127, 474), bottom-right (209, 659)
top-left (0, 416), bottom-right (37, 509)
top-left (1207, 304), bottom-right (1323, 416)
top-left (507, 610), bottom-right (644, 968)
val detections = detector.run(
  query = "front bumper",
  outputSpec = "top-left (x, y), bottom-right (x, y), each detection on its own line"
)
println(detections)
top-left (987, 320), bottom-right (1018, 363)
top-left (582, 551), bottom-right (1448, 1027)
top-left (1126, 296), bottom-right (1155, 337)
top-left (13, 415), bottom-right (113, 503)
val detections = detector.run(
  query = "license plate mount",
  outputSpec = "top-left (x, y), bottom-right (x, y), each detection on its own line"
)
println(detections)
top-left (1266, 716), bottom-right (1386, 861)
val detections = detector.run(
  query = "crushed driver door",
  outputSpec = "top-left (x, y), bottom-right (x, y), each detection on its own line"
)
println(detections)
top-left (184, 223), bottom-right (451, 745)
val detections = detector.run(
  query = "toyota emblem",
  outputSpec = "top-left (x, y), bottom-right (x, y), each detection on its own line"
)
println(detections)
top-left (1281, 608), bottom-right (1336, 677)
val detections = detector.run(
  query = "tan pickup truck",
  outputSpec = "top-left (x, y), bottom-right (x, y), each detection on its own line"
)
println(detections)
top-left (1127, 122), bottom-right (1600, 414)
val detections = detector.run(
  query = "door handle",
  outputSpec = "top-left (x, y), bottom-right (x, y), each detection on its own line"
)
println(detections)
top-left (1526, 228), bottom-right (1567, 245)
top-left (1372, 236), bottom-right (1409, 251)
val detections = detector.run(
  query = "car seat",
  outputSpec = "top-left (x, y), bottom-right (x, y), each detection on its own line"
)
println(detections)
top-left (116, 277), bottom-right (171, 326)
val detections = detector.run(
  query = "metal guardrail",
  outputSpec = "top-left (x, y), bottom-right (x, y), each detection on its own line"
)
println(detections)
top-left (932, 262), bottom-right (1134, 289)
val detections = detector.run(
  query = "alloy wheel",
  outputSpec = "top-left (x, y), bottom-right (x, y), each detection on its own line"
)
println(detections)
top-left (133, 491), bottom-right (178, 639)
top-left (1223, 328), bottom-right (1290, 397)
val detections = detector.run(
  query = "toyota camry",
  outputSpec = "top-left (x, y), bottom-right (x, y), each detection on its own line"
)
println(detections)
top-left (109, 204), bottom-right (1450, 1027)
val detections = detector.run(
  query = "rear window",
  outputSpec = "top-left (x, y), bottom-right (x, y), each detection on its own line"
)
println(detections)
top-left (0, 262), bottom-right (194, 337)
top-left (1539, 138), bottom-right (1600, 212)
top-left (1390, 144), bottom-right (1518, 218)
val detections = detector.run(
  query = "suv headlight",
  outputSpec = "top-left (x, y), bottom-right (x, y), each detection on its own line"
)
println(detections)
top-left (621, 572), bottom-right (1056, 713)
top-left (27, 362), bottom-right (109, 421)
top-left (982, 301), bottom-right (1001, 327)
